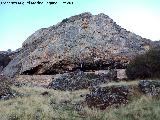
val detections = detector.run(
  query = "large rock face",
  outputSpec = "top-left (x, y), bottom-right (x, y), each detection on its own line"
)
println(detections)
top-left (2, 12), bottom-right (154, 77)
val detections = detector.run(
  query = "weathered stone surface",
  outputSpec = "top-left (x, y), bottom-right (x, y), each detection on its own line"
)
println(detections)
top-left (117, 69), bottom-right (127, 80)
top-left (107, 69), bottom-right (117, 80)
top-left (94, 69), bottom-right (127, 80)
top-left (85, 86), bottom-right (129, 110)
top-left (139, 80), bottom-right (160, 96)
top-left (2, 12), bottom-right (157, 77)
top-left (153, 40), bottom-right (160, 48)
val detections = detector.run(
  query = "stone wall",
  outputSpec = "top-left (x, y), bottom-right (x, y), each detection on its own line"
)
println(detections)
top-left (15, 75), bottom-right (54, 87)
top-left (117, 69), bottom-right (127, 79)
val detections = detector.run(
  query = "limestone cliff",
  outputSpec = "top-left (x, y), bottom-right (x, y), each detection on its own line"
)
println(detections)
top-left (2, 12), bottom-right (155, 77)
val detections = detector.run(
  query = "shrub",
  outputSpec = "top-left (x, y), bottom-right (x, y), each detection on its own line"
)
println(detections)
top-left (0, 53), bottom-right (11, 68)
top-left (126, 48), bottom-right (160, 79)
top-left (62, 18), bottom-right (69, 23)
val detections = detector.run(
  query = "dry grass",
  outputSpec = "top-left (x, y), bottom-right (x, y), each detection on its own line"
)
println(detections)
top-left (100, 80), bottom-right (138, 87)
top-left (0, 81), bottom-right (160, 120)
top-left (0, 86), bottom-right (89, 120)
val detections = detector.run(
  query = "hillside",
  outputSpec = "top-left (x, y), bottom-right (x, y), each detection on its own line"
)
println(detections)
top-left (0, 12), bottom-right (160, 120)
top-left (2, 12), bottom-right (155, 77)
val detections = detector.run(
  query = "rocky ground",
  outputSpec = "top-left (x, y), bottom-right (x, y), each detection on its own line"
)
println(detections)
top-left (0, 79), bottom-right (160, 120)
top-left (49, 71), bottom-right (109, 91)
top-left (0, 75), bottom-right (16, 100)
top-left (1, 71), bottom-right (160, 107)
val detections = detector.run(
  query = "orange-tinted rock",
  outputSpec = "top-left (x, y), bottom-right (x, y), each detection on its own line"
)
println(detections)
top-left (2, 12), bottom-right (156, 77)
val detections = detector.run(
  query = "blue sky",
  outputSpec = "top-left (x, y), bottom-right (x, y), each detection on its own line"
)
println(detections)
top-left (0, 0), bottom-right (160, 51)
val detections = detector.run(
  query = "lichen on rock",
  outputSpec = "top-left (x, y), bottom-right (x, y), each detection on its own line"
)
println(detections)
top-left (85, 85), bottom-right (129, 110)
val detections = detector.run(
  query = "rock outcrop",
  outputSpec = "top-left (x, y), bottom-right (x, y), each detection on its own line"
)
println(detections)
top-left (49, 70), bottom-right (120, 91)
top-left (2, 12), bottom-right (155, 77)
top-left (139, 80), bottom-right (160, 96)
top-left (153, 40), bottom-right (160, 48)
top-left (49, 70), bottom-right (108, 91)
top-left (85, 86), bottom-right (129, 110)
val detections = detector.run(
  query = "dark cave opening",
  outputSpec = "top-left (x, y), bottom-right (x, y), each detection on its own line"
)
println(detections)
top-left (21, 65), bottom-right (43, 75)
top-left (41, 69), bottom-right (59, 75)
top-left (21, 60), bottom-right (127, 75)
top-left (77, 60), bottom-right (126, 72)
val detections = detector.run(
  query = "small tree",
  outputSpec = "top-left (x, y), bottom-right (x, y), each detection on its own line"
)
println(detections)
top-left (126, 48), bottom-right (160, 79)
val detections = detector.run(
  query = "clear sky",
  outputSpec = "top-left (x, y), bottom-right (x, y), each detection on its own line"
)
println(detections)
top-left (0, 0), bottom-right (160, 51)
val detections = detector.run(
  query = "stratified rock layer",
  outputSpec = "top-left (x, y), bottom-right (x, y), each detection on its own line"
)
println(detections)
top-left (2, 12), bottom-right (154, 77)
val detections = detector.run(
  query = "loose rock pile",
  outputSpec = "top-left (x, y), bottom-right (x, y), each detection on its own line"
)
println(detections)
top-left (85, 86), bottom-right (129, 110)
top-left (49, 70), bottom-right (108, 91)
top-left (139, 80), bottom-right (160, 96)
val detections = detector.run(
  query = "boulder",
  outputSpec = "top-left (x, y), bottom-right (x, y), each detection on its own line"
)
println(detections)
top-left (2, 12), bottom-right (156, 77)
top-left (139, 80), bottom-right (160, 96)
top-left (85, 86), bottom-right (129, 110)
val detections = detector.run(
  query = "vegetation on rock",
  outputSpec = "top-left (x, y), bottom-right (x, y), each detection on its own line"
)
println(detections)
top-left (0, 52), bottom-right (11, 72)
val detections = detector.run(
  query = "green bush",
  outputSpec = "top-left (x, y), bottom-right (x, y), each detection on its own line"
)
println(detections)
top-left (62, 18), bottom-right (69, 23)
top-left (0, 53), bottom-right (11, 68)
top-left (126, 48), bottom-right (160, 79)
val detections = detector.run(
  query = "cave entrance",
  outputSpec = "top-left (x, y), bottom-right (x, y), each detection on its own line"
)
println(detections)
top-left (21, 60), bottom-right (127, 75)
top-left (21, 65), bottom-right (43, 75)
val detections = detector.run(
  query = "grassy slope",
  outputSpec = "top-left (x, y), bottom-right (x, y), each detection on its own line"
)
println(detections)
top-left (0, 81), bottom-right (160, 120)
